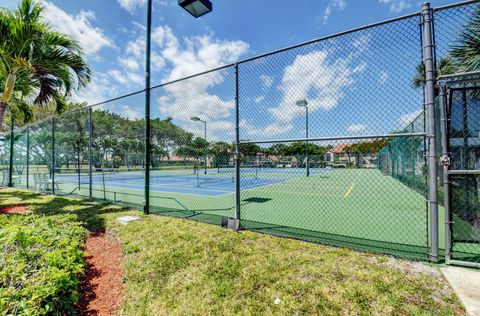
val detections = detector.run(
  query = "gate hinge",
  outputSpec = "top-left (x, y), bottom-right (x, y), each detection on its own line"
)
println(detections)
top-left (440, 155), bottom-right (450, 166)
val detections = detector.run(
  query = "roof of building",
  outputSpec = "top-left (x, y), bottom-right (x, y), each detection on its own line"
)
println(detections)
top-left (328, 144), bottom-right (349, 154)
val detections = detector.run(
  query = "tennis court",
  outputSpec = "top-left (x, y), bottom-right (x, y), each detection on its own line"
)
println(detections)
top-left (48, 165), bottom-right (437, 259)
top-left (55, 166), bottom-right (333, 196)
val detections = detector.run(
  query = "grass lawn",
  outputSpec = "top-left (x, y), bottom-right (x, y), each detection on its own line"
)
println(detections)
top-left (0, 188), bottom-right (465, 315)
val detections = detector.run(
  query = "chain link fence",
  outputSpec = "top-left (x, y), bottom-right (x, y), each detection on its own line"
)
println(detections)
top-left (433, 1), bottom-right (480, 266)
top-left (3, 1), bottom-right (480, 263)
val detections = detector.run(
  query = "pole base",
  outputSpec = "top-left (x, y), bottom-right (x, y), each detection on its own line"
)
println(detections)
top-left (221, 217), bottom-right (242, 231)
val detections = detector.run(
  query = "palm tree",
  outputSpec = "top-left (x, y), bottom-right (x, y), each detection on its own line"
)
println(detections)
top-left (412, 57), bottom-right (457, 90)
top-left (451, 5), bottom-right (480, 72)
top-left (0, 0), bottom-right (91, 128)
top-left (413, 5), bottom-right (480, 90)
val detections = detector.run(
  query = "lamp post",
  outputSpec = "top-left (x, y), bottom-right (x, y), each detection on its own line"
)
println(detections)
top-left (296, 99), bottom-right (309, 177)
top-left (191, 117), bottom-right (207, 174)
top-left (143, 0), bottom-right (212, 214)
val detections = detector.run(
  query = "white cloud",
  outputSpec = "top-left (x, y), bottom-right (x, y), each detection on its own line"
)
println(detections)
top-left (257, 50), bottom-right (364, 137)
top-left (42, 1), bottom-right (114, 56)
top-left (322, 0), bottom-right (347, 25)
top-left (399, 109), bottom-right (423, 126)
top-left (378, 71), bottom-right (389, 84)
top-left (143, 26), bottom-right (249, 137)
top-left (126, 36), bottom-right (145, 59)
top-left (120, 105), bottom-right (143, 120)
top-left (108, 69), bottom-right (129, 85)
top-left (260, 75), bottom-right (273, 89)
top-left (126, 71), bottom-right (144, 85)
top-left (161, 33), bottom-right (249, 81)
top-left (117, 0), bottom-right (144, 13)
top-left (119, 57), bottom-right (140, 72)
top-left (347, 124), bottom-right (367, 132)
top-left (254, 96), bottom-right (265, 104)
top-left (151, 53), bottom-right (166, 71)
top-left (159, 71), bottom-right (234, 138)
top-left (117, 0), bottom-right (169, 14)
top-left (351, 34), bottom-right (372, 53)
top-left (237, 35), bottom-right (371, 138)
top-left (379, 0), bottom-right (411, 13)
top-left (116, 56), bottom-right (145, 85)
top-left (74, 73), bottom-right (118, 105)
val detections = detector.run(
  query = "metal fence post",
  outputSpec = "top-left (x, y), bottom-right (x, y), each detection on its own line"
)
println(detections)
top-left (8, 116), bottom-right (14, 187)
top-left (26, 126), bottom-right (30, 189)
top-left (422, 2), bottom-right (439, 262)
top-left (235, 63), bottom-right (241, 222)
top-left (438, 82), bottom-right (451, 264)
top-left (144, 0), bottom-right (152, 215)
top-left (51, 117), bottom-right (56, 195)
top-left (89, 107), bottom-right (93, 201)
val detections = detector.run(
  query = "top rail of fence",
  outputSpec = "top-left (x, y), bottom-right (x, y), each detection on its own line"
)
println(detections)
top-left (433, 0), bottom-right (480, 11)
top-left (239, 133), bottom-right (427, 145)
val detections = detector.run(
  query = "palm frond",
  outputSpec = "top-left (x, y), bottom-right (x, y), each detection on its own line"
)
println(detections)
top-left (53, 93), bottom-right (67, 114)
top-left (0, 0), bottom-right (92, 128)
top-left (450, 5), bottom-right (480, 72)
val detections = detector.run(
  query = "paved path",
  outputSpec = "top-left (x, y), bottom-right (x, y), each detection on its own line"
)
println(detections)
top-left (441, 266), bottom-right (480, 316)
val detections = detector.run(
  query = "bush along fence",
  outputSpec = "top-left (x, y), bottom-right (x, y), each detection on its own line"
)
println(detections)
top-left (3, 1), bottom-right (480, 265)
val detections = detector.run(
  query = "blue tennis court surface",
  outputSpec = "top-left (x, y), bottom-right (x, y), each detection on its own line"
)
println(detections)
top-left (56, 168), bottom-right (333, 197)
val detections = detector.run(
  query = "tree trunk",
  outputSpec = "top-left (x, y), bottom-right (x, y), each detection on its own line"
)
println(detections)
top-left (0, 101), bottom-right (8, 129)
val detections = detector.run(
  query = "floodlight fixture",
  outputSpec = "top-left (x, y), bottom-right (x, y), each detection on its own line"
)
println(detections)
top-left (178, 0), bottom-right (212, 18)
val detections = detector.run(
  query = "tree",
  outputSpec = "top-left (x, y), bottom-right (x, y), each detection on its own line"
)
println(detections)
top-left (345, 139), bottom-right (391, 155)
top-left (239, 141), bottom-right (261, 157)
top-left (209, 141), bottom-right (232, 167)
top-left (451, 5), bottom-right (480, 72)
top-left (0, 0), bottom-right (91, 128)
top-left (268, 144), bottom-right (287, 156)
top-left (150, 118), bottom-right (193, 154)
top-left (279, 141), bottom-right (328, 157)
top-left (412, 57), bottom-right (456, 90)
top-left (175, 137), bottom-right (209, 160)
top-left (412, 7), bottom-right (480, 90)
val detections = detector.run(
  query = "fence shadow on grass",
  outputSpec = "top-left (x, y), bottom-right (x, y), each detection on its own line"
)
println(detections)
top-left (0, 188), bottom-right (133, 232)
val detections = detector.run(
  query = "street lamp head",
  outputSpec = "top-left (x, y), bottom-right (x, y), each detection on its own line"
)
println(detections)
top-left (296, 99), bottom-right (308, 107)
top-left (191, 116), bottom-right (201, 122)
top-left (178, 0), bottom-right (212, 18)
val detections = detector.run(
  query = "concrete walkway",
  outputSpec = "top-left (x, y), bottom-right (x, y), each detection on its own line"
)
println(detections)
top-left (441, 266), bottom-right (480, 316)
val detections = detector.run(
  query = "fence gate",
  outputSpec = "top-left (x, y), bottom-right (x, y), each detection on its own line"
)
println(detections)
top-left (440, 73), bottom-right (480, 267)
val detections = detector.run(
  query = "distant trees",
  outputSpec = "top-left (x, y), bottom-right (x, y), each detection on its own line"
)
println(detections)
top-left (344, 139), bottom-right (391, 155)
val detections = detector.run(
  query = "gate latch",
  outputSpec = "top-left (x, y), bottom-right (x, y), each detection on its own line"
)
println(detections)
top-left (440, 155), bottom-right (450, 166)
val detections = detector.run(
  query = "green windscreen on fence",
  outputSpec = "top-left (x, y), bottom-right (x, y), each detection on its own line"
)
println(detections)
top-left (377, 111), bottom-right (426, 195)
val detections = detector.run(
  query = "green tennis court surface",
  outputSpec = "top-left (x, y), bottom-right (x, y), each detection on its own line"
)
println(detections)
top-left (48, 167), bottom-right (448, 259)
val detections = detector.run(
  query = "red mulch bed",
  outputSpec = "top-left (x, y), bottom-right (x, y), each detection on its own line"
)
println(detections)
top-left (77, 231), bottom-right (124, 315)
top-left (0, 205), bottom-right (31, 214)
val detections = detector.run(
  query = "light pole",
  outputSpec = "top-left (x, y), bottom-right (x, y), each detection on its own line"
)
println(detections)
top-left (191, 116), bottom-right (207, 174)
top-left (296, 99), bottom-right (309, 177)
top-left (143, 0), bottom-right (212, 214)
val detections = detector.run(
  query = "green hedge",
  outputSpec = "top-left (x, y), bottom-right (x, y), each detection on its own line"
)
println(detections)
top-left (0, 214), bottom-right (87, 315)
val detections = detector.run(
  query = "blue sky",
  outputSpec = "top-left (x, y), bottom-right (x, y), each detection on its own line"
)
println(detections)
top-left (3, 0), bottom-right (466, 142)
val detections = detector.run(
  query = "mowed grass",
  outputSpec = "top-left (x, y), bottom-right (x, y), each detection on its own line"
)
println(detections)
top-left (0, 188), bottom-right (465, 315)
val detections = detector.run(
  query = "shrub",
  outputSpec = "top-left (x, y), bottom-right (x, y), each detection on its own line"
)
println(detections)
top-left (0, 214), bottom-right (87, 315)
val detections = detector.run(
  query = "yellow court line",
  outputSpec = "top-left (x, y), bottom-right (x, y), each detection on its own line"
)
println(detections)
top-left (344, 182), bottom-right (356, 198)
